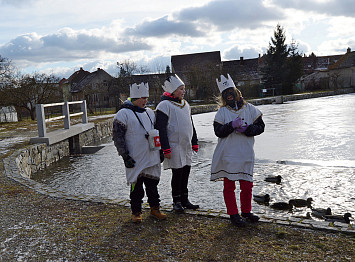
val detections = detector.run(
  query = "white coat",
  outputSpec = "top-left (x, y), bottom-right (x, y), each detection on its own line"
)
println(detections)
top-left (114, 107), bottom-right (161, 184)
top-left (156, 99), bottom-right (193, 169)
top-left (210, 103), bottom-right (262, 182)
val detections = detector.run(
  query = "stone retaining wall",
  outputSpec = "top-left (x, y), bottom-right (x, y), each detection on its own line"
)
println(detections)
top-left (14, 120), bottom-right (114, 179)
top-left (283, 88), bottom-right (355, 102)
top-left (78, 119), bottom-right (113, 147)
top-left (15, 141), bottom-right (69, 178)
top-left (191, 104), bottom-right (218, 114)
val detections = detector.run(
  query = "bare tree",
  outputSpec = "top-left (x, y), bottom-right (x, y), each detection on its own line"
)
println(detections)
top-left (152, 60), bottom-right (168, 74)
top-left (0, 55), bottom-right (16, 107)
top-left (329, 71), bottom-right (342, 90)
top-left (116, 60), bottom-right (138, 77)
top-left (0, 55), bottom-right (13, 79)
top-left (4, 72), bottom-right (61, 120)
top-left (137, 64), bottom-right (149, 74)
top-left (148, 75), bottom-right (163, 107)
top-left (109, 60), bottom-right (138, 111)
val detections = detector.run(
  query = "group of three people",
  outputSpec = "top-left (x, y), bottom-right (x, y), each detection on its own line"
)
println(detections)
top-left (112, 73), bottom-right (265, 227)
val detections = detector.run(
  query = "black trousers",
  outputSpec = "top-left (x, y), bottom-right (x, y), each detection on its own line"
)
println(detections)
top-left (171, 165), bottom-right (191, 204)
top-left (130, 176), bottom-right (160, 214)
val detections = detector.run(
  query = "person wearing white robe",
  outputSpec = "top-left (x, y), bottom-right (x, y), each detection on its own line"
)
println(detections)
top-left (113, 82), bottom-right (166, 223)
top-left (211, 74), bottom-right (265, 227)
top-left (155, 74), bottom-right (199, 213)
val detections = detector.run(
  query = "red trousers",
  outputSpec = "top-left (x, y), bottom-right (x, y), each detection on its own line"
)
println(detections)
top-left (223, 178), bottom-right (253, 215)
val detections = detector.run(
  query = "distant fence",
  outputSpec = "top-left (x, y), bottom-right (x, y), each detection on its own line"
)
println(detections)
top-left (35, 100), bottom-right (88, 137)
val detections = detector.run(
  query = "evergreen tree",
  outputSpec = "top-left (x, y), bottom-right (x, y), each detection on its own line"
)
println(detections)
top-left (165, 65), bottom-right (171, 74)
top-left (262, 24), bottom-right (289, 94)
top-left (286, 40), bottom-right (304, 93)
top-left (262, 24), bottom-right (303, 95)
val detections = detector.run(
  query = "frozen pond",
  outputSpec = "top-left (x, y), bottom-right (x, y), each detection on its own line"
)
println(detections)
top-left (34, 93), bottom-right (355, 220)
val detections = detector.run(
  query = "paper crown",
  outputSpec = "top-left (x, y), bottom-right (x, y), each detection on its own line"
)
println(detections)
top-left (130, 82), bottom-right (149, 98)
top-left (162, 74), bottom-right (185, 94)
top-left (216, 74), bottom-right (236, 93)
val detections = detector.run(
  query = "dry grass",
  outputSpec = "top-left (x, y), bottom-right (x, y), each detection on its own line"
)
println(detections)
top-left (1, 183), bottom-right (355, 261)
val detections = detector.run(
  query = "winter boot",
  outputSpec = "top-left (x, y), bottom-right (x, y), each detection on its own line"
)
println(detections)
top-left (182, 200), bottom-right (199, 210)
top-left (150, 207), bottom-right (167, 220)
top-left (173, 201), bottom-right (184, 213)
top-left (181, 192), bottom-right (199, 210)
top-left (131, 212), bottom-right (143, 223)
top-left (241, 212), bottom-right (260, 223)
top-left (230, 214), bottom-right (246, 227)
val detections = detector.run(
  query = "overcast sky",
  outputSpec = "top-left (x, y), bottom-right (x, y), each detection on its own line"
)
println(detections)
top-left (1, 0), bottom-right (354, 78)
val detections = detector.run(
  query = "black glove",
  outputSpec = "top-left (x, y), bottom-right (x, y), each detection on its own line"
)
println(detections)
top-left (121, 154), bottom-right (136, 168)
top-left (159, 150), bottom-right (165, 163)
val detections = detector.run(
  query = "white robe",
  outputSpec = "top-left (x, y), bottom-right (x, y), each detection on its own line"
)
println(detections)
top-left (210, 103), bottom-right (262, 182)
top-left (114, 107), bottom-right (161, 184)
top-left (156, 99), bottom-right (193, 169)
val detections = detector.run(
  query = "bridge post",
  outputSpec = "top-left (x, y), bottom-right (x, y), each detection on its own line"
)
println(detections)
top-left (63, 102), bottom-right (70, 129)
top-left (81, 100), bottom-right (88, 124)
top-left (69, 135), bottom-right (81, 154)
top-left (36, 104), bottom-right (46, 137)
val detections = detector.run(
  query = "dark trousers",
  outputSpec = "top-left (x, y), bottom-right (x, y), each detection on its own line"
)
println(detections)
top-left (130, 176), bottom-right (160, 214)
top-left (171, 165), bottom-right (191, 204)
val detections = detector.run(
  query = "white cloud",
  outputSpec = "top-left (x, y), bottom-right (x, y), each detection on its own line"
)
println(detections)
top-left (1, 0), bottom-right (354, 78)
top-left (295, 40), bottom-right (311, 56)
top-left (175, 0), bottom-right (284, 31)
top-left (0, 28), bottom-right (152, 63)
top-left (0, 0), bottom-right (37, 7)
top-left (318, 38), bottom-right (355, 55)
top-left (125, 16), bottom-right (206, 37)
top-left (326, 16), bottom-right (355, 38)
top-left (270, 0), bottom-right (355, 17)
top-left (223, 45), bottom-right (263, 60)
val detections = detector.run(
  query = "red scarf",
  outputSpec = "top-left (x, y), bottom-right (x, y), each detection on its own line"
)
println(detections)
top-left (163, 92), bottom-right (174, 98)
